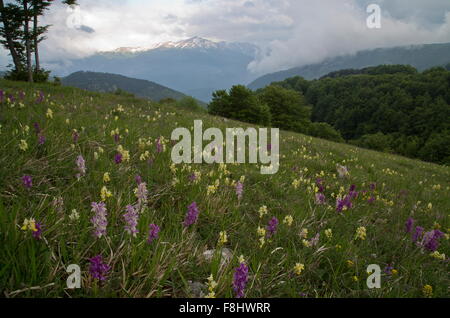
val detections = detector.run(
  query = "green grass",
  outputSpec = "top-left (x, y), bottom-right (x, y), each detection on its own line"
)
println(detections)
top-left (0, 79), bottom-right (448, 298)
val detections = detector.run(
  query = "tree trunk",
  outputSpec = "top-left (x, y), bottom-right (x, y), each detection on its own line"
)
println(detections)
top-left (23, 0), bottom-right (33, 82)
top-left (33, 7), bottom-right (39, 71)
top-left (0, 0), bottom-right (23, 72)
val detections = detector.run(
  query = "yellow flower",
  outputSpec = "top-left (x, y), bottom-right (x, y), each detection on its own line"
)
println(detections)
top-left (207, 184), bottom-right (217, 195)
top-left (325, 228), bottom-right (333, 239)
top-left (355, 226), bottom-right (367, 240)
top-left (103, 172), bottom-right (110, 183)
top-left (302, 239), bottom-right (310, 248)
top-left (100, 186), bottom-right (112, 201)
top-left (352, 276), bottom-right (359, 282)
top-left (238, 255), bottom-right (245, 263)
top-left (283, 215), bottom-right (293, 226)
top-left (427, 203), bottom-right (433, 210)
top-left (258, 205), bottom-right (268, 218)
top-left (18, 139), bottom-right (28, 151)
top-left (391, 269), bottom-right (398, 275)
top-left (218, 231), bottom-right (228, 245)
top-left (46, 108), bottom-right (53, 119)
top-left (422, 285), bottom-right (433, 298)
top-left (257, 226), bottom-right (266, 237)
top-left (346, 260), bottom-right (354, 267)
top-left (21, 218), bottom-right (37, 232)
top-left (430, 251), bottom-right (446, 260)
top-left (300, 228), bottom-right (308, 239)
top-left (293, 263), bottom-right (305, 276)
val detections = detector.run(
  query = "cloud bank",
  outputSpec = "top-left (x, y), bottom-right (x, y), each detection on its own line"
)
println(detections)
top-left (1, 0), bottom-right (450, 75)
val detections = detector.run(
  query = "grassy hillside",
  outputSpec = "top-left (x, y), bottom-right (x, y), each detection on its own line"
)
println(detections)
top-left (62, 71), bottom-right (189, 103)
top-left (0, 79), bottom-right (449, 298)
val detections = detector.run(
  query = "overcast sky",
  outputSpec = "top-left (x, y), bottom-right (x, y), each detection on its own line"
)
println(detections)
top-left (1, 0), bottom-right (450, 75)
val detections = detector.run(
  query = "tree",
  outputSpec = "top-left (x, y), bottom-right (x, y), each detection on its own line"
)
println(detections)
top-left (0, 0), bottom-right (78, 82)
top-left (0, 0), bottom-right (24, 72)
top-left (208, 85), bottom-right (271, 126)
top-left (258, 85), bottom-right (311, 133)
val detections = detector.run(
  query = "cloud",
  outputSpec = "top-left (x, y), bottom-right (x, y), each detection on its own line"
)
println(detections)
top-left (1, 0), bottom-right (450, 75)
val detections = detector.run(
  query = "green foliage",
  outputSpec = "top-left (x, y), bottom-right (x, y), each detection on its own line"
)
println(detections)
top-left (4, 67), bottom-right (49, 82)
top-left (176, 96), bottom-right (205, 113)
top-left (308, 122), bottom-right (344, 143)
top-left (257, 85), bottom-right (311, 133)
top-left (208, 85), bottom-right (271, 126)
top-left (275, 65), bottom-right (450, 164)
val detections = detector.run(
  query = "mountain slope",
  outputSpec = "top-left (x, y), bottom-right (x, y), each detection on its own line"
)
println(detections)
top-left (54, 37), bottom-right (260, 102)
top-left (62, 71), bottom-right (188, 102)
top-left (248, 42), bottom-right (450, 90)
top-left (1, 79), bottom-right (449, 298)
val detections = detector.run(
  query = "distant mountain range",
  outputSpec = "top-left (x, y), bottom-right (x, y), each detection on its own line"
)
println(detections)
top-left (248, 42), bottom-right (450, 90)
top-left (62, 71), bottom-right (190, 102)
top-left (54, 37), bottom-right (260, 102)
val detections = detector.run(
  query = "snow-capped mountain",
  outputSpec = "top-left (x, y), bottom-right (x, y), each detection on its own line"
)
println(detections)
top-left (55, 37), bottom-right (261, 102)
top-left (104, 37), bottom-right (259, 57)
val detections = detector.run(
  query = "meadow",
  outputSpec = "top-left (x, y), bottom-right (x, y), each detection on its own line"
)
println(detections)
top-left (0, 79), bottom-right (448, 298)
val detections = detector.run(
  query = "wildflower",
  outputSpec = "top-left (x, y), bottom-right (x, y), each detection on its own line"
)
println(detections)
top-left (32, 222), bottom-right (42, 240)
top-left (355, 226), bottom-right (367, 240)
top-left (233, 263), bottom-right (249, 298)
top-left (422, 285), bottom-right (433, 298)
top-left (302, 239), bottom-right (310, 248)
top-left (218, 231), bottom-right (228, 245)
top-left (147, 224), bottom-right (160, 244)
top-left (22, 175), bottom-right (32, 189)
top-left (206, 184), bottom-right (217, 195)
top-left (266, 217), bottom-right (279, 238)
top-left (405, 217), bottom-right (415, 233)
top-left (21, 218), bottom-right (37, 232)
top-left (283, 215), bottom-right (293, 226)
top-left (352, 276), bottom-right (359, 282)
top-left (315, 192), bottom-right (326, 205)
top-left (69, 209), bottom-right (80, 221)
top-left (100, 186), bottom-right (112, 202)
top-left (114, 153), bottom-right (123, 164)
top-left (347, 260), bottom-right (354, 267)
top-left (91, 202), bottom-right (108, 238)
top-left (156, 137), bottom-right (163, 153)
top-left (75, 155), bottom-right (86, 179)
top-left (258, 205), bottom-right (268, 218)
top-left (205, 274), bottom-right (218, 298)
top-left (412, 226), bottom-right (424, 242)
top-left (135, 175), bottom-right (142, 185)
top-left (19, 139), bottom-right (28, 151)
top-left (336, 195), bottom-right (352, 212)
top-left (427, 203), bottom-right (432, 210)
top-left (430, 251), bottom-right (446, 260)
top-left (38, 134), bottom-right (46, 145)
top-left (46, 108), bottom-right (53, 119)
top-left (300, 228), bottom-right (308, 239)
top-left (103, 172), bottom-right (110, 183)
top-left (135, 182), bottom-right (148, 212)
top-left (123, 205), bottom-right (139, 237)
top-left (422, 230), bottom-right (445, 252)
top-left (72, 130), bottom-right (79, 143)
top-left (325, 228), bottom-right (333, 239)
top-left (183, 202), bottom-right (200, 227)
top-left (293, 263), bottom-right (305, 276)
top-left (89, 255), bottom-right (111, 281)
top-left (336, 164), bottom-right (349, 178)
top-left (235, 181), bottom-right (244, 200)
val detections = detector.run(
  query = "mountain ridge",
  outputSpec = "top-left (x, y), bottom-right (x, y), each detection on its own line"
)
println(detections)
top-left (248, 42), bottom-right (450, 90)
